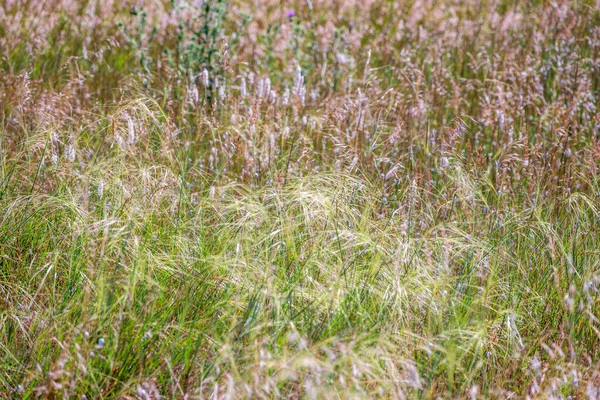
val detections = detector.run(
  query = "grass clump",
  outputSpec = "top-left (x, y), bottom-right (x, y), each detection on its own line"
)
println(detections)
top-left (1, 0), bottom-right (600, 398)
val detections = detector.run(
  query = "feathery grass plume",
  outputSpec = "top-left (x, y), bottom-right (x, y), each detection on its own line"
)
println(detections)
top-left (201, 68), bottom-right (209, 87)
top-left (0, 0), bottom-right (599, 398)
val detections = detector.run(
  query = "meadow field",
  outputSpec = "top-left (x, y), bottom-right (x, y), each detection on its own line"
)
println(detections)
top-left (1, 0), bottom-right (600, 398)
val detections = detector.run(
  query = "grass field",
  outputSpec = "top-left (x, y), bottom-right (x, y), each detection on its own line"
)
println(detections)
top-left (1, 0), bottom-right (600, 398)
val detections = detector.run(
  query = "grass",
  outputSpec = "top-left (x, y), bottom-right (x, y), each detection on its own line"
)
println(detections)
top-left (1, 0), bottom-right (600, 398)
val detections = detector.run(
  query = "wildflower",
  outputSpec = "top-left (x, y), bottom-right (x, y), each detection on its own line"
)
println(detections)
top-left (127, 118), bottom-right (135, 145)
top-left (293, 65), bottom-right (304, 96)
top-left (137, 381), bottom-right (161, 399)
top-left (287, 10), bottom-right (295, 19)
top-left (201, 69), bottom-right (209, 87)
top-left (282, 87), bottom-right (290, 105)
top-left (440, 157), bottom-right (450, 168)
top-left (385, 165), bottom-right (399, 181)
top-left (529, 356), bottom-right (542, 377)
top-left (240, 77), bottom-right (247, 97)
top-left (98, 178), bottom-right (104, 199)
top-left (404, 363), bottom-right (422, 390)
top-left (469, 385), bottom-right (478, 400)
top-left (256, 78), bottom-right (264, 99)
top-left (189, 83), bottom-right (199, 104)
top-left (65, 144), bottom-right (75, 163)
top-left (115, 131), bottom-right (125, 149)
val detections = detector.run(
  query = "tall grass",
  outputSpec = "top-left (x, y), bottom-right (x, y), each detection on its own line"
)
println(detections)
top-left (1, 0), bottom-right (600, 398)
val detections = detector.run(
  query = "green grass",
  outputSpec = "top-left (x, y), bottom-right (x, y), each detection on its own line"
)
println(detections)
top-left (1, 0), bottom-right (600, 398)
